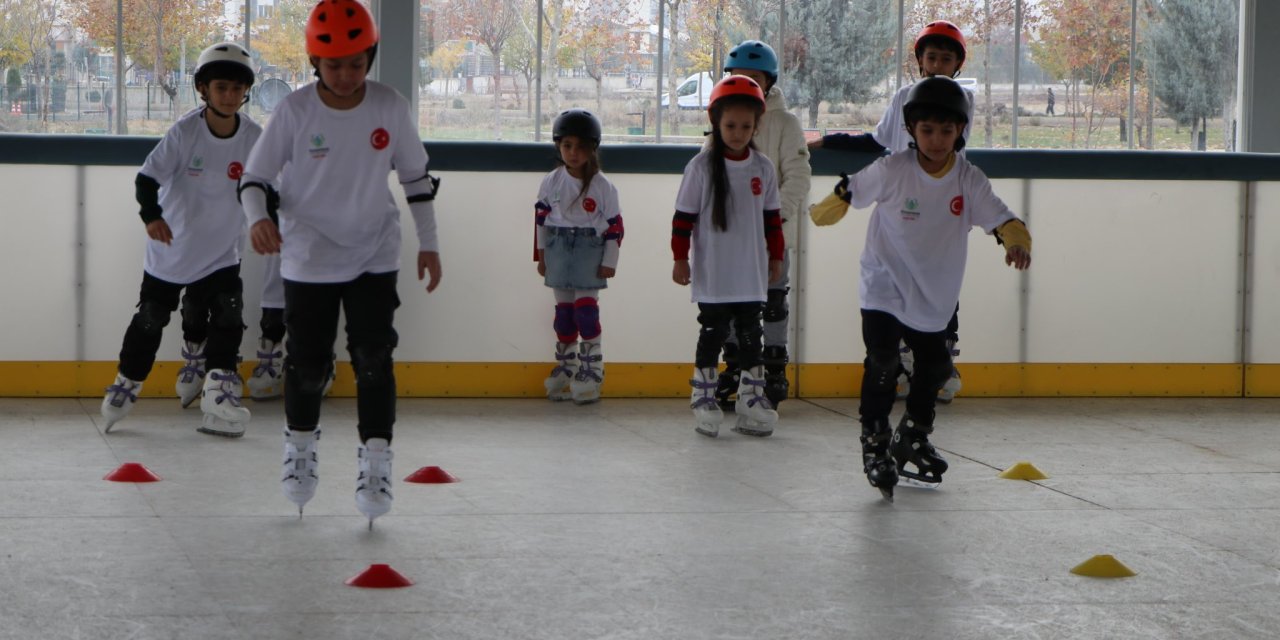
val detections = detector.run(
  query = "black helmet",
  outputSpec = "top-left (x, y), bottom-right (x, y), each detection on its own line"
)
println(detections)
top-left (552, 109), bottom-right (602, 144)
top-left (903, 77), bottom-right (969, 126)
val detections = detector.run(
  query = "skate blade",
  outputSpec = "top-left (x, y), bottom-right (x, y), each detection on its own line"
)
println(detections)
top-left (198, 416), bottom-right (246, 438)
top-left (897, 474), bottom-right (942, 490)
top-left (879, 486), bottom-right (895, 502)
top-left (103, 419), bottom-right (119, 434)
top-left (571, 396), bottom-right (601, 406)
top-left (180, 395), bottom-right (200, 409)
top-left (730, 425), bottom-right (774, 437)
top-left (694, 425), bottom-right (719, 438)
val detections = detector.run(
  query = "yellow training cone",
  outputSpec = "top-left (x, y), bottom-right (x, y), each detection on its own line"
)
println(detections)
top-left (1070, 555), bottom-right (1137, 578)
top-left (998, 461), bottom-right (1048, 480)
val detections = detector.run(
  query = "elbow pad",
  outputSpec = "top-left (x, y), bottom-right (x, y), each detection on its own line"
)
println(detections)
top-left (995, 219), bottom-right (1032, 254)
top-left (135, 173), bottom-right (163, 224)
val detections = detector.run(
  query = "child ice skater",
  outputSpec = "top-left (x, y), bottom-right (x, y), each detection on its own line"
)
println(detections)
top-left (810, 77), bottom-right (1031, 501)
top-left (100, 42), bottom-right (258, 438)
top-left (672, 76), bottom-right (784, 438)
top-left (239, 0), bottom-right (443, 526)
top-left (712, 40), bottom-right (811, 413)
top-left (536, 108), bottom-right (622, 404)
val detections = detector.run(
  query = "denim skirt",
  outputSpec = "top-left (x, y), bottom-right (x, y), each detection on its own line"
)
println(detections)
top-left (543, 226), bottom-right (607, 290)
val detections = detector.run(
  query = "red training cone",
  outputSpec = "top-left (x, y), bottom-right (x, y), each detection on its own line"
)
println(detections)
top-left (104, 462), bottom-right (162, 482)
top-left (404, 466), bottom-right (459, 484)
top-left (345, 564), bottom-right (414, 588)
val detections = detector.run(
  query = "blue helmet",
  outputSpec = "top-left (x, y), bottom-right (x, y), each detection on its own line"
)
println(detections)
top-left (724, 40), bottom-right (778, 80)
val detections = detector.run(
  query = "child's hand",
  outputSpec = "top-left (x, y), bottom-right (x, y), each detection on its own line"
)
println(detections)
top-left (768, 259), bottom-right (783, 284)
top-left (146, 219), bottom-right (173, 245)
top-left (672, 260), bottom-right (691, 286)
top-left (806, 138), bottom-right (824, 150)
top-left (537, 258), bottom-right (546, 276)
top-left (250, 219), bottom-right (282, 254)
top-left (1005, 246), bottom-right (1031, 270)
top-left (598, 265), bottom-right (616, 279)
top-left (418, 251), bottom-right (442, 292)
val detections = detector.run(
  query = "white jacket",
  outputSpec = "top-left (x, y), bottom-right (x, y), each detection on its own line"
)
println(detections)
top-left (704, 85), bottom-right (812, 248)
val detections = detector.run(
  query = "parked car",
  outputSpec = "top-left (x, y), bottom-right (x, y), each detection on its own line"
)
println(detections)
top-left (660, 72), bottom-right (715, 110)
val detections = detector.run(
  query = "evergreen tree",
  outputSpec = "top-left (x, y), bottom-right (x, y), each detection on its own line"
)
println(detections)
top-left (783, 0), bottom-right (896, 128)
top-left (1144, 0), bottom-right (1237, 147)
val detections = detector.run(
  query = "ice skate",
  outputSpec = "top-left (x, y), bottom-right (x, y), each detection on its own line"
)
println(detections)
top-left (543, 342), bottom-right (576, 401)
top-left (690, 367), bottom-right (723, 437)
top-left (895, 341), bottom-right (912, 400)
top-left (198, 369), bottom-right (250, 437)
top-left (892, 413), bottom-right (948, 489)
top-left (355, 438), bottom-right (394, 528)
top-left (247, 338), bottom-right (284, 400)
top-left (731, 366), bottom-right (778, 437)
top-left (860, 418), bottom-right (898, 502)
top-left (937, 340), bottom-right (962, 404)
top-left (101, 373), bottom-right (143, 433)
top-left (570, 340), bottom-right (603, 405)
top-left (714, 342), bottom-right (740, 410)
top-left (281, 427), bottom-right (320, 516)
top-left (175, 340), bottom-right (207, 408)
top-left (762, 345), bottom-right (789, 407)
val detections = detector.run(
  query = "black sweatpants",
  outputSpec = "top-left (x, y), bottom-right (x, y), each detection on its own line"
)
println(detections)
top-left (117, 265), bottom-right (243, 381)
top-left (283, 272), bottom-right (399, 443)
top-left (859, 309), bottom-right (951, 424)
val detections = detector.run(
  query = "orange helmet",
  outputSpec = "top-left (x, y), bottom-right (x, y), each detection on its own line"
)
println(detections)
top-left (306, 0), bottom-right (379, 59)
top-left (709, 75), bottom-right (766, 112)
top-left (914, 20), bottom-right (966, 62)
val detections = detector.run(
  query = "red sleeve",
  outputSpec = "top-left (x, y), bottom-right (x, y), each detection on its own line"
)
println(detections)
top-left (763, 208), bottom-right (783, 260)
top-left (671, 210), bottom-right (696, 260)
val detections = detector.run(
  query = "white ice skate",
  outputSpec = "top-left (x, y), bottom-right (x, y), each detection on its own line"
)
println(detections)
top-left (570, 340), bottom-right (603, 405)
top-left (198, 369), bottom-right (250, 437)
top-left (101, 373), bottom-right (143, 433)
top-left (247, 338), bottom-right (284, 400)
top-left (690, 367), bottom-right (723, 437)
top-left (731, 366), bottom-right (778, 437)
top-left (937, 340), bottom-right (962, 404)
top-left (282, 427), bottom-right (320, 516)
top-left (895, 341), bottom-right (912, 400)
top-left (544, 342), bottom-right (576, 401)
top-left (355, 438), bottom-right (394, 529)
top-left (175, 340), bottom-right (207, 408)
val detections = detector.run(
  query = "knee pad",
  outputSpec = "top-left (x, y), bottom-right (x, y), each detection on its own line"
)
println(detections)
top-left (763, 287), bottom-right (789, 323)
top-left (863, 349), bottom-right (901, 394)
top-left (212, 292), bottom-right (244, 330)
top-left (286, 359), bottom-right (332, 394)
top-left (912, 360), bottom-right (952, 396)
top-left (131, 300), bottom-right (171, 335)
top-left (179, 293), bottom-right (203, 328)
top-left (574, 298), bottom-right (600, 340)
top-left (351, 345), bottom-right (394, 387)
top-left (553, 302), bottom-right (578, 343)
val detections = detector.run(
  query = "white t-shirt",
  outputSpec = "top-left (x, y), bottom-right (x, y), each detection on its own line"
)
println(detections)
top-left (243, 81), bottom-right (430, 283)
top-left (674, 149), bottom-right (781, 304)
top-left (874, 82), bottom-right (975, 152)
top-left (536, 167), bottom-right (622, 269)
top-left (849, 150), bottom-right (1017, 332)
top-left (140, 108), bottom-right (259, 284)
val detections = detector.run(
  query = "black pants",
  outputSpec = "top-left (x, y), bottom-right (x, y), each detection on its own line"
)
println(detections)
top-left (859, 309), bottom-right (951, 424)
top-left (696, 302), bottom-right (764, 370)
top-left (284, 272), bottom-right (399, 443)
top-left (117, 265), bottom-right (243, 381)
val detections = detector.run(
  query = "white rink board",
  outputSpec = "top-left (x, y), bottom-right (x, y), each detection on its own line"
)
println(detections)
top-left (1249, 182), bottom-right (1280, 363)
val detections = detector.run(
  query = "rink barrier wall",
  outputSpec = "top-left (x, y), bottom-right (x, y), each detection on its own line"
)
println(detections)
top-left (2, 135), bottom-right (1280, 398)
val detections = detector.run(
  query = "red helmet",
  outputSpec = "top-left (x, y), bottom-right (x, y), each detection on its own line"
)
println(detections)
top-left (306, 0), bottom-right (379, 59)
top-left (914, 20), bottom-right (966, 62)
top-left (709, 75), bottom-right (766, 112)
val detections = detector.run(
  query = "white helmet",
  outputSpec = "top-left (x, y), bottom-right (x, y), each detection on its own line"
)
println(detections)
top-left (194, 42), bottom-right (255, 87)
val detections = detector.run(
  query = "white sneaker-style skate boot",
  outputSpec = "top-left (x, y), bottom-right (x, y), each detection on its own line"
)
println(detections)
top-left (732, 366), bottom-right (778, 437)
top-left (690, 367), bottom-right (723, 437)
top-left (282, 427), bottom-right (320, 515)
top-left (544, 341), bottom-right (576, 401)
top-left (101, 373), bottom-right (143, 433)
top-left (247, 338), bottom-right (284, 400)
top-left (895, 341), bottom-right (912, 400)
top-left (355, 438), bottom-right (394, 528)
top-left (198, 369), bottom-right (250, 437)
top-left (937, 340), bottom-right (962, 404)
top-left (175, 340), bottom-right (207, 408)
top-left (570, 340), bottom-right (603, 405)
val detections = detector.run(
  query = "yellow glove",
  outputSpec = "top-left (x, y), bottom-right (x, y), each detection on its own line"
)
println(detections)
top-left (995, 219), bottom-right (1032, 254)
top-left (809, 172), bottom-right (852, 227)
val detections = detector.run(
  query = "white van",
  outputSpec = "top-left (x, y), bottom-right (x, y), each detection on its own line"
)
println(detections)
top-left (660, 72), bottom-right (715, 110)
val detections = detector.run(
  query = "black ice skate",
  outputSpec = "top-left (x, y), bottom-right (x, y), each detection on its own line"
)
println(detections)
top-left (891, 413), bottom-right (948, 489)
top-left (860, 418), bottom-right (898, 502)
